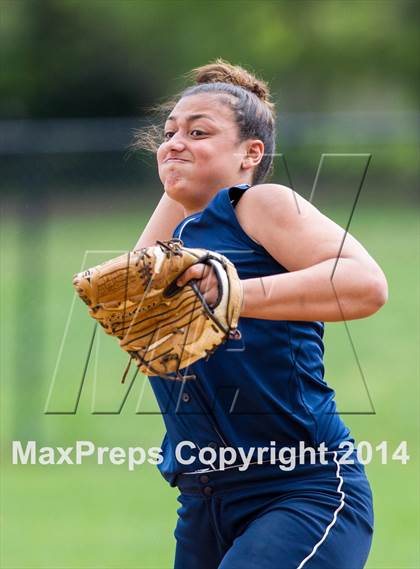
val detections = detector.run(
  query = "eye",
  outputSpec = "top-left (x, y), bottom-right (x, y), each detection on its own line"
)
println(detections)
top-left (190, 129), bottom-right (206, 137)
top-left (164, 131), bottom-right (175, 140)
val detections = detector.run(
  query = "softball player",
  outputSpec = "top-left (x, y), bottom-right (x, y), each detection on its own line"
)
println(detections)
top-left (134, 60), bottom-right (388, 569)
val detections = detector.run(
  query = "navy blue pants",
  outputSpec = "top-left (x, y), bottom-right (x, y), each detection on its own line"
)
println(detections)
top-left (173, 452), bottom-right (373, 569)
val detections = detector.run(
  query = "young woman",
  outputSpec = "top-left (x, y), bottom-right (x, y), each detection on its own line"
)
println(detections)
top-left (133, 60), bottom-right (387, 569)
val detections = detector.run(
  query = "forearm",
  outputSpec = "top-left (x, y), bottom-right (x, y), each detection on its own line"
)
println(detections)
top-left (241, 257), bottom-right (387, 322)
top-left (134, 193), bottom-right (185, 249)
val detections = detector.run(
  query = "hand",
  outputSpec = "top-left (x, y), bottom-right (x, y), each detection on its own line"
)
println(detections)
top-left (177, 263), bottom-right (219, 307)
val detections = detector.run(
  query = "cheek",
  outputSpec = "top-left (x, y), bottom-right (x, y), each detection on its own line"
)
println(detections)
top-left (156, 147), bottom-right (168, 180)
top-left (195, 141), bottom-right (231, 166)
top-left (156, 144), bottom-right (165, 166)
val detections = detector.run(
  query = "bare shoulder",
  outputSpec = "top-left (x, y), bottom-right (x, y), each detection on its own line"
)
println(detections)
top-left (235, 183), bottom-right (307, 244)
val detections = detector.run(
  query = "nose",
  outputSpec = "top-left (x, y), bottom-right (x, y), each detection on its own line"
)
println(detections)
top-left (165, 131), bottom-right (187, 151)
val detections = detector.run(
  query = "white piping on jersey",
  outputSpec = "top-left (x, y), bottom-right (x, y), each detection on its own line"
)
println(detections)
top-left (178, 216), bottom-right (199, 240)
top-left (296, 451), bottom-right (346, 568)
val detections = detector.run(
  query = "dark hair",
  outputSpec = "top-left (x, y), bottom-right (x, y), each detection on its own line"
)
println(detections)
top-left (132, 59), bottom-right (276, 184)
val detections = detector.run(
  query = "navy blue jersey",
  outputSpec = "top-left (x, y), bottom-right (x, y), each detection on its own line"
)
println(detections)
top-left (148, 184), bottom-right (351, 484)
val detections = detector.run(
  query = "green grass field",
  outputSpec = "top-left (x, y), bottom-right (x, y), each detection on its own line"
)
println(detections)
top-left (1, 203), bottom-right (418, 568)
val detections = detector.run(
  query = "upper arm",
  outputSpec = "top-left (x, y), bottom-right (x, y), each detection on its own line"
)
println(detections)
top-left (238, 184), bottom-right (383, 274)
top-left (134, 192), bottom-right (186, 249)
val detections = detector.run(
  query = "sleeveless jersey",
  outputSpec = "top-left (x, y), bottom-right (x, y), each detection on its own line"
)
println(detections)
top-left (148, 184), bottom-right (351, 485)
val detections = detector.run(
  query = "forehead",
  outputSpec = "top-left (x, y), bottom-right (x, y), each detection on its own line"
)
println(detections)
top-left (167, 93), bottom-right (235, 123)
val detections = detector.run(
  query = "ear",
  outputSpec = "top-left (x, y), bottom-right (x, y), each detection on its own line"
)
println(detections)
top-left (240, 139), bottom-right (265, 172)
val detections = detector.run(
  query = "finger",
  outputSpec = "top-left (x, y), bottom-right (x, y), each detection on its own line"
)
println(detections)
top-left (200, 272), bottom-right (217, 293)
top-left (200, 281), bottom-right (219, 307)
top-left (177, 264), bottom-right (209, 286)
top-left (197, 270), bottom-right (219, 301)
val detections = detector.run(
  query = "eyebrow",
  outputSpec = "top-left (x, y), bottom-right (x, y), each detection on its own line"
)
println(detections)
top-left (166, 113), bottom-right (216, 123)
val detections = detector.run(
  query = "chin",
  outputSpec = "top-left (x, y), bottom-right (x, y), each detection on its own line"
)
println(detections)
top-left (163, 176), bottom-right (188, 202)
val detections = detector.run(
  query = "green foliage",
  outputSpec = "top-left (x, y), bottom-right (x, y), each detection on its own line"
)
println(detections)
top-left (1, 0), bottom-right (418, 117)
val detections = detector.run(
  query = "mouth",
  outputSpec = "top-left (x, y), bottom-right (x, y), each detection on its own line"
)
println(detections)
top-left (164, 158), bottom-right (190, 163)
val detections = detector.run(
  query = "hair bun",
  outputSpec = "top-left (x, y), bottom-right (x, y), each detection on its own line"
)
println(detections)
top-left (189, 58), bottom-right (272, 106)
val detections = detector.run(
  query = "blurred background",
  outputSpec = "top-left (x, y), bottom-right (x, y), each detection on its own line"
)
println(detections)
top-left (1, 1), bottom-right (418, 568)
